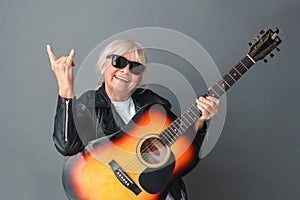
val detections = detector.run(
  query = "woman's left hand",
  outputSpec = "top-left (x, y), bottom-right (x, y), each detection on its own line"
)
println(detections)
top-left (196, 96), bottom-right (220, 122)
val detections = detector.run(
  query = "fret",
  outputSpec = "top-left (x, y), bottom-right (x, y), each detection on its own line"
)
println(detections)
top-left (177, 122), bottom-right (189, 134)
top-left (237, 62), bottom-right (248, 74)
top-left (240, 56), bottom-right (254, 71)
top-left (206, 87), bottom-right (220, 98)
top-left (216, 81), bottom-right (226, 93)
top-left (162, 128), bottom-right (174, 143)
top-left (223, 73), bottom-right (236, 86)
top-left (169, 124), bottom-right (181, 140)
top-left (174, 110), bottom-right (196, 133)
top-left (168, 124), bottom-right (181, 139)
top-left (212, 84), bottom-right (225, 96)
top-left (180, 114), bottom-right (193, 127)
top-left (161, 129), bottom-right (175, 146)
top-left (185, 108), bottom-right (201, 124)
top-left (179, 117), bottom-right (190, 129)
top-left (185, 109), bottom-right (197, 121)
top-left (233, 66), bottom-right (242, 76)
top-left (217, 79), bottom-right (231, 91)
top-left (244, 55), bottom-right (254, 68)
top-left (189, 105), bottom-right (201, 119)
top-left (227, 72), bottom-right (237, 81)
top-left (160, 133), bottom-right (171, 146)
top-left (228, 67), bottom-right (242, 81)
top-left (176, 115), bottom-right (190, 129)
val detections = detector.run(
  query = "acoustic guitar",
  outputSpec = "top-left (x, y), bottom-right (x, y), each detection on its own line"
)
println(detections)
top-left (62, 28), bottom-right (282, 200)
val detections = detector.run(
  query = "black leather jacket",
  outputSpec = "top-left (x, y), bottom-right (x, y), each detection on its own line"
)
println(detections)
top-left (53, 84), bottom-right (207, 199)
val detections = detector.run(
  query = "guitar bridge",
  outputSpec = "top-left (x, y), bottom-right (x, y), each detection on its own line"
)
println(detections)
top-left (109, 160), bottom-right (142, 195)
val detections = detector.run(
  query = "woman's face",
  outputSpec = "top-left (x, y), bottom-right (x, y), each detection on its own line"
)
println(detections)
top-left (103, 51), bottom-right (143, 101)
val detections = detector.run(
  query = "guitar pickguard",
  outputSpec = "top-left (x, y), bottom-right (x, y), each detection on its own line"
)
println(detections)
top-left (139, 153), bottom-right (175, 194)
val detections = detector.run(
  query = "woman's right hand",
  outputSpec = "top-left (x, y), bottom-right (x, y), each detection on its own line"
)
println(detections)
top-left (47, 44), bottom-right (75, 98)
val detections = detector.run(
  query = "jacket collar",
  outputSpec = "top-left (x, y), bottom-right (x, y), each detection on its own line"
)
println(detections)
top-left (95, 83), bottom-right (112, 108)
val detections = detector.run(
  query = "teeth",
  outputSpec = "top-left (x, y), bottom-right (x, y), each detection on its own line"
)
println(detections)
top-left (115, 75), bottom-right (129, 83)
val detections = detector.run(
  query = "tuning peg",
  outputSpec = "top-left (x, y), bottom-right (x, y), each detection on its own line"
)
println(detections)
top-left (260, 30), bottom-right (265, 34)
top-left (264, 59), bottom-right (268, 63)
top-left (276, 48), bottom-right (280, 52)
top-left (248, 42), bottom-right (252, 46)
top-left (270, 53), bottom-right (274, 58)
top-left (275, 28), bottom-right (279, 34)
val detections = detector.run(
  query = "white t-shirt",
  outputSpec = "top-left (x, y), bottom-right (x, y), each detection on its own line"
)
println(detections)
top-left (111, 98), bottom-right (136, 124)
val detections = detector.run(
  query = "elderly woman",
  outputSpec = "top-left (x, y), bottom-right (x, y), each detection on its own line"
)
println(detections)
top-left (47, 40), bottom-right (219, 200)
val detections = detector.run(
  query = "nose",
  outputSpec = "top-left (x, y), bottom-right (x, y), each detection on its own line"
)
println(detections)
top-left (120, 64), bottom-right (130, 73)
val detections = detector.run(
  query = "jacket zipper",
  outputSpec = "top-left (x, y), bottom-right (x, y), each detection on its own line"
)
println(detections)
top-left (64, 99), bottom-right (70, 142)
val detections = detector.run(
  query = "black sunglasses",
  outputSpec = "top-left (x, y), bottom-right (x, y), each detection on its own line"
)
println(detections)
top-left (110, 54), bottom-right (145, 75)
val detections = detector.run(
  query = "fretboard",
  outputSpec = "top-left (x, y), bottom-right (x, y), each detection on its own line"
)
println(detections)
top-left (160, 54), bottom-right (256, 146)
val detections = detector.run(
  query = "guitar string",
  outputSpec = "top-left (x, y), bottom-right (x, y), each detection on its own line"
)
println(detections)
top-left (120, 56), bottom-right (254, 172)
top-left (123, 57), bottom-right (254, 172)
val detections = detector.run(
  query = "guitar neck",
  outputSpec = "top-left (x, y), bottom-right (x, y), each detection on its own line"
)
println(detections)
top-left (160, 54), bottom-right (256, 146)
top-left (205, 54), bottom-right (256, 97)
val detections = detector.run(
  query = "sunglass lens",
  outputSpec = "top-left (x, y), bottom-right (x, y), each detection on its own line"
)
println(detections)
top-left (112, 55), bottom-right (127, 68)
top-left (130, 63), bottom-right (145, 75)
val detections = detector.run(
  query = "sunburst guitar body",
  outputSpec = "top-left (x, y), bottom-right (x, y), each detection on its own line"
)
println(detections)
top-left (63, 104), bottom-right (200, 200)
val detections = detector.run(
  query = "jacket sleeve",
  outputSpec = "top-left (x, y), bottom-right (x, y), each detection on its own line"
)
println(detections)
top-left (52, 96), bottom-right (84, 156)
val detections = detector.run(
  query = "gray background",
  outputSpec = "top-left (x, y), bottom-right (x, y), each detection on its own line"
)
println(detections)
top-left (1, 0), bottom-right (299, 199)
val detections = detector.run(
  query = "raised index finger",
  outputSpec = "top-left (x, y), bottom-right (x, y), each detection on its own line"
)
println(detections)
top-left (46, 44), bottom-right (57, 65)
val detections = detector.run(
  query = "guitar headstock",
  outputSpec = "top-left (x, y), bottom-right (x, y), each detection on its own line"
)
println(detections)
top-left (248, 28), bottom-right (282, 63)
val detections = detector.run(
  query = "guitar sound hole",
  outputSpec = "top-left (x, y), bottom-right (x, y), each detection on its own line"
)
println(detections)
top-left (140, 138), bottom-right (168, 165)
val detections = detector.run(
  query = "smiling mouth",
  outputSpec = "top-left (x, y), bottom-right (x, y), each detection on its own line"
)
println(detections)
top-left (114, 75), bottom-right (129, 83)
